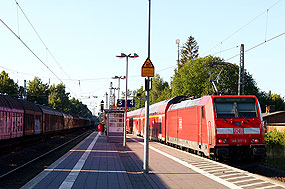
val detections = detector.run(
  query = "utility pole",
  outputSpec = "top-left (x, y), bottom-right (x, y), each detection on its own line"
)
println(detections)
top-left (238, 44), bottom-right (245, 95)
top-left (109, 82), bottom-right (113, 109)
top-left (24, 80), bottom-right (27, 100)
top-left (105, 92), bottom-right (108, 109)
top-left (241, 44), bottom-right (245, 95)
top-left (118, 78), bottom-right (120, 100)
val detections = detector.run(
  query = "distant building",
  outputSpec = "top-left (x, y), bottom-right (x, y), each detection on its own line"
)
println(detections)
top-left (262, 111), bottom-right (285, 132)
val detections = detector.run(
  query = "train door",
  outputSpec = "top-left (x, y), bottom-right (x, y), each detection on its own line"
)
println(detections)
top-left (158, 115), bottom-right (162, 140)
top-left (129, 118), bottom-right (133, 134)
top-left (208, 121), bottom-right (212, 145)
top-left (134, 119), bottom-right (138, 135)
top-left (141, 118), bottom-right (144, 135)
top-left (198, 106), bottom-right (203, 149)
top-left (133, 119), bottom-right (136, 135)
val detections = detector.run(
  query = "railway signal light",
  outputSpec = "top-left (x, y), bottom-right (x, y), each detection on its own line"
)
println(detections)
top-left (100, 100), bottom-right (104, 112)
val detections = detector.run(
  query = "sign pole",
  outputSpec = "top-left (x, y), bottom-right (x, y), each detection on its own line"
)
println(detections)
top-left (143, 0), bottom-right (151, 174)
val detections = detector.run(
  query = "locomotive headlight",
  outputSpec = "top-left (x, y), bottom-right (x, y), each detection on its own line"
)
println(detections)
top-left (251, 138), bottom-right (260, 143)
top-left (218, 138), bottom-right (227, 144)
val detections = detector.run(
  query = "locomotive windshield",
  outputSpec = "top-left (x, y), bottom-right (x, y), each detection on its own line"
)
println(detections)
top-left (214, 97), bottom-right (258, 119)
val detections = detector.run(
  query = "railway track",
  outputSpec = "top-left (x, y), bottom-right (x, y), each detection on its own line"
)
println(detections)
top-left (0, 127), bottom-right (94, 189)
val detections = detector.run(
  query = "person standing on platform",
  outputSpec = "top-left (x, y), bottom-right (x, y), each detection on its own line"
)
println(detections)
top-left (102, 123), bottom-right (105, 136)
top-left (98, 123), bottom-right (103, 136)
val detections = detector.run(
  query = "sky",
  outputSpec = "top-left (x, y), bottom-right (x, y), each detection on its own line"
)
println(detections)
top-left (0, 0), bottom-right (284, 115)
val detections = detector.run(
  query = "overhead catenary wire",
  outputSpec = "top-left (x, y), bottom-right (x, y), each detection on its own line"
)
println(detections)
top-left (0, 64), bottom-right (78, 83)
top-left (225, 33), bottom-right (285, 61)
top-left (211, 46), bottom-right (239, 56)
top-left (14, 0), bottom-right (78, 89)
top-left (0, 63), bottom-right (132, 83)
top-left (245, 32), bottom-right (284, 52)
top-left (0, 65), bottom-right (36, 77)
top-left (265, 9), bottom-right (269, 42)
top-left (15, 1), bottom-right (20, 37)
top-left (147, 32), bottom-right (284, 74)
top-left (203, 0), bottom-right (282, 56)
top-left (157, 65), bottom-right (177, 72)
top-left (0, 17), bottom-right (76, 97)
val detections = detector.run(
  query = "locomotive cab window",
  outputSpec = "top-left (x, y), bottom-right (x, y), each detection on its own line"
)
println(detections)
top-left (214, 98), bottom-right (258, 119)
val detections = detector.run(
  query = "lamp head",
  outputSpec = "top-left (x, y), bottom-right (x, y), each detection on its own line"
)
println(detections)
top-left (176, 39), bottom-right (180, 44)
top-left (116, 53), bottom-right (127, 58)
top-left (129, 53), bottom-right (139, 58)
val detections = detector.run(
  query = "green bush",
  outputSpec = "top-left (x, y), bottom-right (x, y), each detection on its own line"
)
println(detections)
top-left (265, 129), bottom-right (285, 146)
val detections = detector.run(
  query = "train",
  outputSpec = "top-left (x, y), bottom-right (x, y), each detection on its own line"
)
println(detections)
top-left (127, 95), bottom-right (266, 160)
top-left (0, 94), bottom-right (92, 141)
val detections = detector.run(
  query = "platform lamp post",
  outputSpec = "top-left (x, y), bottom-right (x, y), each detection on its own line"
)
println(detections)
top-left (176, 39), bottom-right (180, 66)
top-left (116, 53), bottom-right (139, 147)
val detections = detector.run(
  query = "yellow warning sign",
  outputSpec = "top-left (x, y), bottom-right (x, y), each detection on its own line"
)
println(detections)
top-left (142, 57), bottom-right (154, 77)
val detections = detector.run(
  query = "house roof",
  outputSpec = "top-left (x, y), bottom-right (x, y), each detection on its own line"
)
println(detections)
top-left (262, 111), bottom-right (285, 118)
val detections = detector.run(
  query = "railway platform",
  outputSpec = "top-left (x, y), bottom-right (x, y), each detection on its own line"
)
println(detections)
top-left (22, 131), bottom-right (285, 189)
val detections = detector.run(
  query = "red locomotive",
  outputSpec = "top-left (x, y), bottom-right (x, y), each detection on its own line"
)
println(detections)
top-left (127, 95), bottom-right (266, 160)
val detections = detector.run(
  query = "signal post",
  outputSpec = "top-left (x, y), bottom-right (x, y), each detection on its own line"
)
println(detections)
top-left (142, 0), bottom-right (152, 174)
top-left (142, 58), bottom-right (154, 173)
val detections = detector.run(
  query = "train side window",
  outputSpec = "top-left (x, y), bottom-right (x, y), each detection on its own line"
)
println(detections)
top-left (202, 106), bottom-right (205, 119)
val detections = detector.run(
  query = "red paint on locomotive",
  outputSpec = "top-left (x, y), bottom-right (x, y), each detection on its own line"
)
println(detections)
top-left (127, 95), bottom-right (266, 159)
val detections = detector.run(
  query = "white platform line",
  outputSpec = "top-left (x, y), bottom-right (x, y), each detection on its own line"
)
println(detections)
top-left (58, 132), bottom-right (99, 189)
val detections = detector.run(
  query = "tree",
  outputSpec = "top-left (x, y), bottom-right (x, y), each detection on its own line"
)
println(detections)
top-left (179, 35), bottom-right (199, 68)
top-left (49, 83), bottom-right (71, 112)
top-left (127, 74), bottom-right (171, 110)
top-left (128, 86), bottom-right (145, 111)
top-left (0, 71), bottom-right (20, 97)
top-left (172, 56), bottom-right (211, 97)
top-left (27, 77), bottom-right (49, 105)
top-left (268, 93), bottom-right (285, 111)
top-left (171, 56), bottom-right (260, 98)
top-left (256, 91), bottom-right (285, 112)
top-left (70, 97), bottom-right (92, 117)
top-left (149, 74), bottom-right (171, 104)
